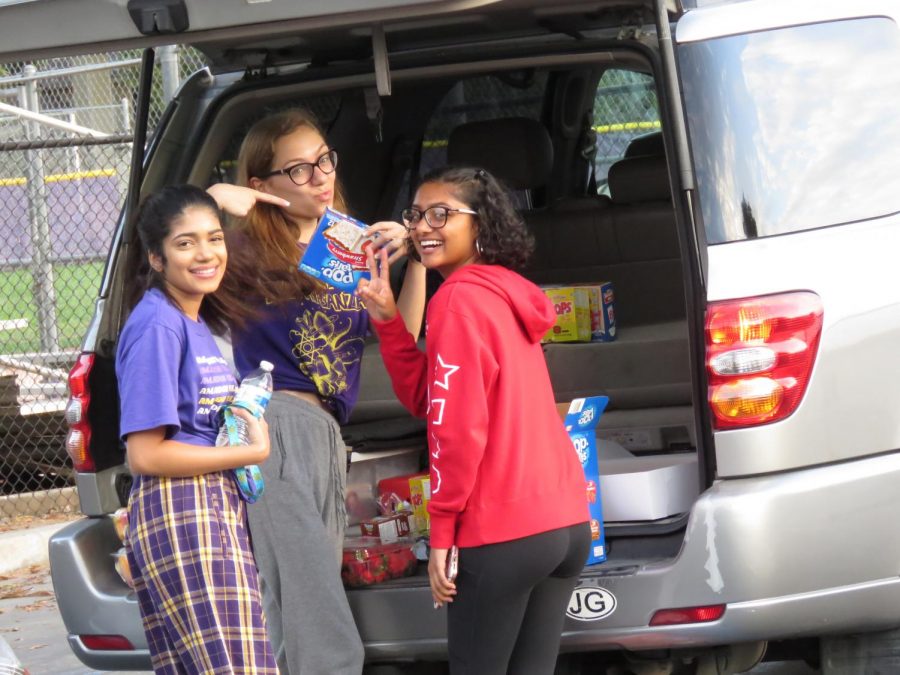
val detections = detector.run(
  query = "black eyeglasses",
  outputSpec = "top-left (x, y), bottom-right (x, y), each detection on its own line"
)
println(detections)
top-left (401, 205), bottom-right (477, 230)
top-left (259, 149), bottom-right (338, 186)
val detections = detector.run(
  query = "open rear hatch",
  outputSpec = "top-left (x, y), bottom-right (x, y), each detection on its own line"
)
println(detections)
top-left (0, 0), bottom-right (677, 68)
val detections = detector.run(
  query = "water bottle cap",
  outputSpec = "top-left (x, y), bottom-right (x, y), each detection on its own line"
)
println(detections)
top-left (260, 361), bottom-right (274, 372)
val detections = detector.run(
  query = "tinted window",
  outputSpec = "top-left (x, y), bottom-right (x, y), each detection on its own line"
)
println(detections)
top-left (679, 18), bottom-right (900, 244)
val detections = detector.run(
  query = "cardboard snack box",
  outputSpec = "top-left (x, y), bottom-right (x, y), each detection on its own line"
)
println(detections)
top-left (574, 282), bottom-right (617, 342)
top-left (298, 207), bottom-right (378, 291)
top-left (563, 395), bottom-right (610, 565)
top-left (409, 474), bottom-right (431, 535)
top-left (359, 512), bottom-right (412, 543)
top-left (378, 471), bottom-right (424, 503)
top-left (542, 287), bottom-right (592, 343)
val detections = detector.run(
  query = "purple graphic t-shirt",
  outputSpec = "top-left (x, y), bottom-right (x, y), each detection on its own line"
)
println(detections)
top-left (231, 284), bottom-right (368, 425)
top-left (117, 288), bottom-right (236, 446)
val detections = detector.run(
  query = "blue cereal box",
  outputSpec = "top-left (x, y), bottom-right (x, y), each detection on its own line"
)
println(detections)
top-left (299, 207), bottom-right (376, 291)
top-left (576, 282), bottom-right (616, 342)
top-left (565, 396), bottom-right (609, 565)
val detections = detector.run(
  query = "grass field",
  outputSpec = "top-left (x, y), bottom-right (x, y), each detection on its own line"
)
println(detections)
top-left (0, 261), bottom-right (104, 354)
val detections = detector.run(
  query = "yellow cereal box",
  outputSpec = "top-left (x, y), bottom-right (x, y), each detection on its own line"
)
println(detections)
top-left (409, 474), bottom-right (431, 535)
top-left (542, 287), bottom-right (592, 342)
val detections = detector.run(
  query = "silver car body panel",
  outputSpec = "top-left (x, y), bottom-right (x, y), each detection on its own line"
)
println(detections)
top-left (52, 448), bottom-right (900, 665)
top-left (0, 0), bottom-right (501, 63)
top-left (49, 518), bottom-right (148, 670)
top-left (706, 214), bottom-right (900, 476)
top-left (677, 0), bottom-right (900, 43)
top-left (75, 466), bottom-right (129, 516)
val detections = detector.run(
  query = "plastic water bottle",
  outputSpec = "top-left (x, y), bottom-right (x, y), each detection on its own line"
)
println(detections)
top-left (216, 361), bottom-right (274, 502)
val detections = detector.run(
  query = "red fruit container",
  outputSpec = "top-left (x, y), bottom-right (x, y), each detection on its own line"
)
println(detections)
top-left (341, 537), bottom-right (418, 588)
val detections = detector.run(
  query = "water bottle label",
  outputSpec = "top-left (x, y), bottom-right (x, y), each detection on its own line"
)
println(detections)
top-left (232, 384), bottom-right (271, 418)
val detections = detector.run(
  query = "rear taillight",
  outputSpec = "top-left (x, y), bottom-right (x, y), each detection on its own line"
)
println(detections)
top-left (706, 292), bottom-right (823, 429)
top-left (79, 634), bottom-right (135, 651)
top-left (649, 604), bottom-right (725, 626)
top-left (65, 353), bottom-right (95, 471)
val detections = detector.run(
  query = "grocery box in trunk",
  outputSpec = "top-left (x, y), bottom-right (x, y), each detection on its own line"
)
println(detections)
top-left (599, 454), bottom-right (698, 522)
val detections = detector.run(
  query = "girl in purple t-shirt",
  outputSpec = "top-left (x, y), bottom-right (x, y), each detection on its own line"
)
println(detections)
top-left (116, 185), bottom-right (276, 674)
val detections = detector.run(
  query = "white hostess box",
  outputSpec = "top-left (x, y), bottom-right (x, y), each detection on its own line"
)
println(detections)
top-left (599, 454), bottom-right (698, 522)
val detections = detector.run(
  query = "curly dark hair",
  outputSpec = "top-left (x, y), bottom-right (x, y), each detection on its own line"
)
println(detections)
top-left (408, 166), bottom-right (534, 272)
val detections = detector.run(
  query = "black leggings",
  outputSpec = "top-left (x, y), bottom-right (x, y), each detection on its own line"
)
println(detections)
top-left (447, 522), bottom-right (591, 675)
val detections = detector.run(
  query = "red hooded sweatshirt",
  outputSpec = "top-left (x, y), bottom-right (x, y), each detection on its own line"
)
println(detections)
top-left (371, 264), bottom-right (589, 549)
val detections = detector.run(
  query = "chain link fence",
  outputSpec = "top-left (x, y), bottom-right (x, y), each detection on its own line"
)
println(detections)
top-left (0, 46), bottom-right (206, 519)
top-left (593, 69), bottom-right (661, 190)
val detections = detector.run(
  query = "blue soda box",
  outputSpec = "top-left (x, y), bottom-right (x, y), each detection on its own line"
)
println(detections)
top-left (564, 395), bottom-right (609, 565)
top-left (299, 207), bottom-right (377, 291)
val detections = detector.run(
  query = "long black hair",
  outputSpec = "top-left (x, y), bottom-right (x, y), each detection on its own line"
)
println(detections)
top-left (408, 166), bottom-right (535, 271)
top-left (124, 184), bottom-right (229, 333)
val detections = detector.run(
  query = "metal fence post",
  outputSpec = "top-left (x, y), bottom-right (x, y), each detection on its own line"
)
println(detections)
top-left (20, 63), bottom-right (59, 354)
top-left (159, 45), bottom-right (180, 102)
top-left (65, 112), bottom-right (83, 174)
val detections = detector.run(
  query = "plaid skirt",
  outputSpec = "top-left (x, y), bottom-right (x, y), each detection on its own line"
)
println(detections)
top-left (126, 471), bottom-right (277, 674)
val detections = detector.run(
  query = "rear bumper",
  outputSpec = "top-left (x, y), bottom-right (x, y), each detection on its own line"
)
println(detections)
top-left (352, 450), bottom-right (900, 661)
top-left (66, 635), bottom-right (151, 671)
top-left (51, 451), bottom-right (900, 668)
top-left (48, 516), bottom-right (149, 670)
top-left (352, 576), bottom-right (900, 663)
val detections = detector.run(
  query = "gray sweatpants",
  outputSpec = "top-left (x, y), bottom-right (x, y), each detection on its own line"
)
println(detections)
top-left (247, 392), bottom-right (364, 675)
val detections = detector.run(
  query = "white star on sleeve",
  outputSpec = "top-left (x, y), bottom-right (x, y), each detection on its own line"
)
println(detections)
top-left (433, 354), bottom-right (460, 391)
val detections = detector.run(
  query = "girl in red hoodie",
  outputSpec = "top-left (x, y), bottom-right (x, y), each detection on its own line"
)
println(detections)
top-left (358, 166), bottom-right (590, 674)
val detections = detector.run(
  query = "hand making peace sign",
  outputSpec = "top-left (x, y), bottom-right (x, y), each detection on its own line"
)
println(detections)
top-left (357, 246), bottom-right (399, 323)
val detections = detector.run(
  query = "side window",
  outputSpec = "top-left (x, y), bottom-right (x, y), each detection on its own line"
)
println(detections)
top-left (591, 69), bottom-right (660, 196)
top-left (679, 17), bottom-right (900, 243)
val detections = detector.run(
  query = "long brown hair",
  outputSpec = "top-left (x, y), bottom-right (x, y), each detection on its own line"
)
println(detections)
top-left (218, 109), bottom-right (348, 325)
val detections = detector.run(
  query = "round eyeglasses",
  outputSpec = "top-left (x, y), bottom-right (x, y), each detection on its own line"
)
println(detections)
top-left (401, 205), bottom-right (477, 230)
top-left (259, 149), bottom-right (338, 186)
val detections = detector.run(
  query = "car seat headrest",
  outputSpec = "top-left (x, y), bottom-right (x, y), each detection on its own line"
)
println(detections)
top-left (624, 131), bottom-right (664, 158)
top-left (447, 117), bottom-right (553, 191)
top-left (608, 155), bottom-right (671, 204)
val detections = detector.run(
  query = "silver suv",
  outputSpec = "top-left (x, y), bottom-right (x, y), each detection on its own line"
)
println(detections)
top-left (3, 0), bottom-right (900, 672)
